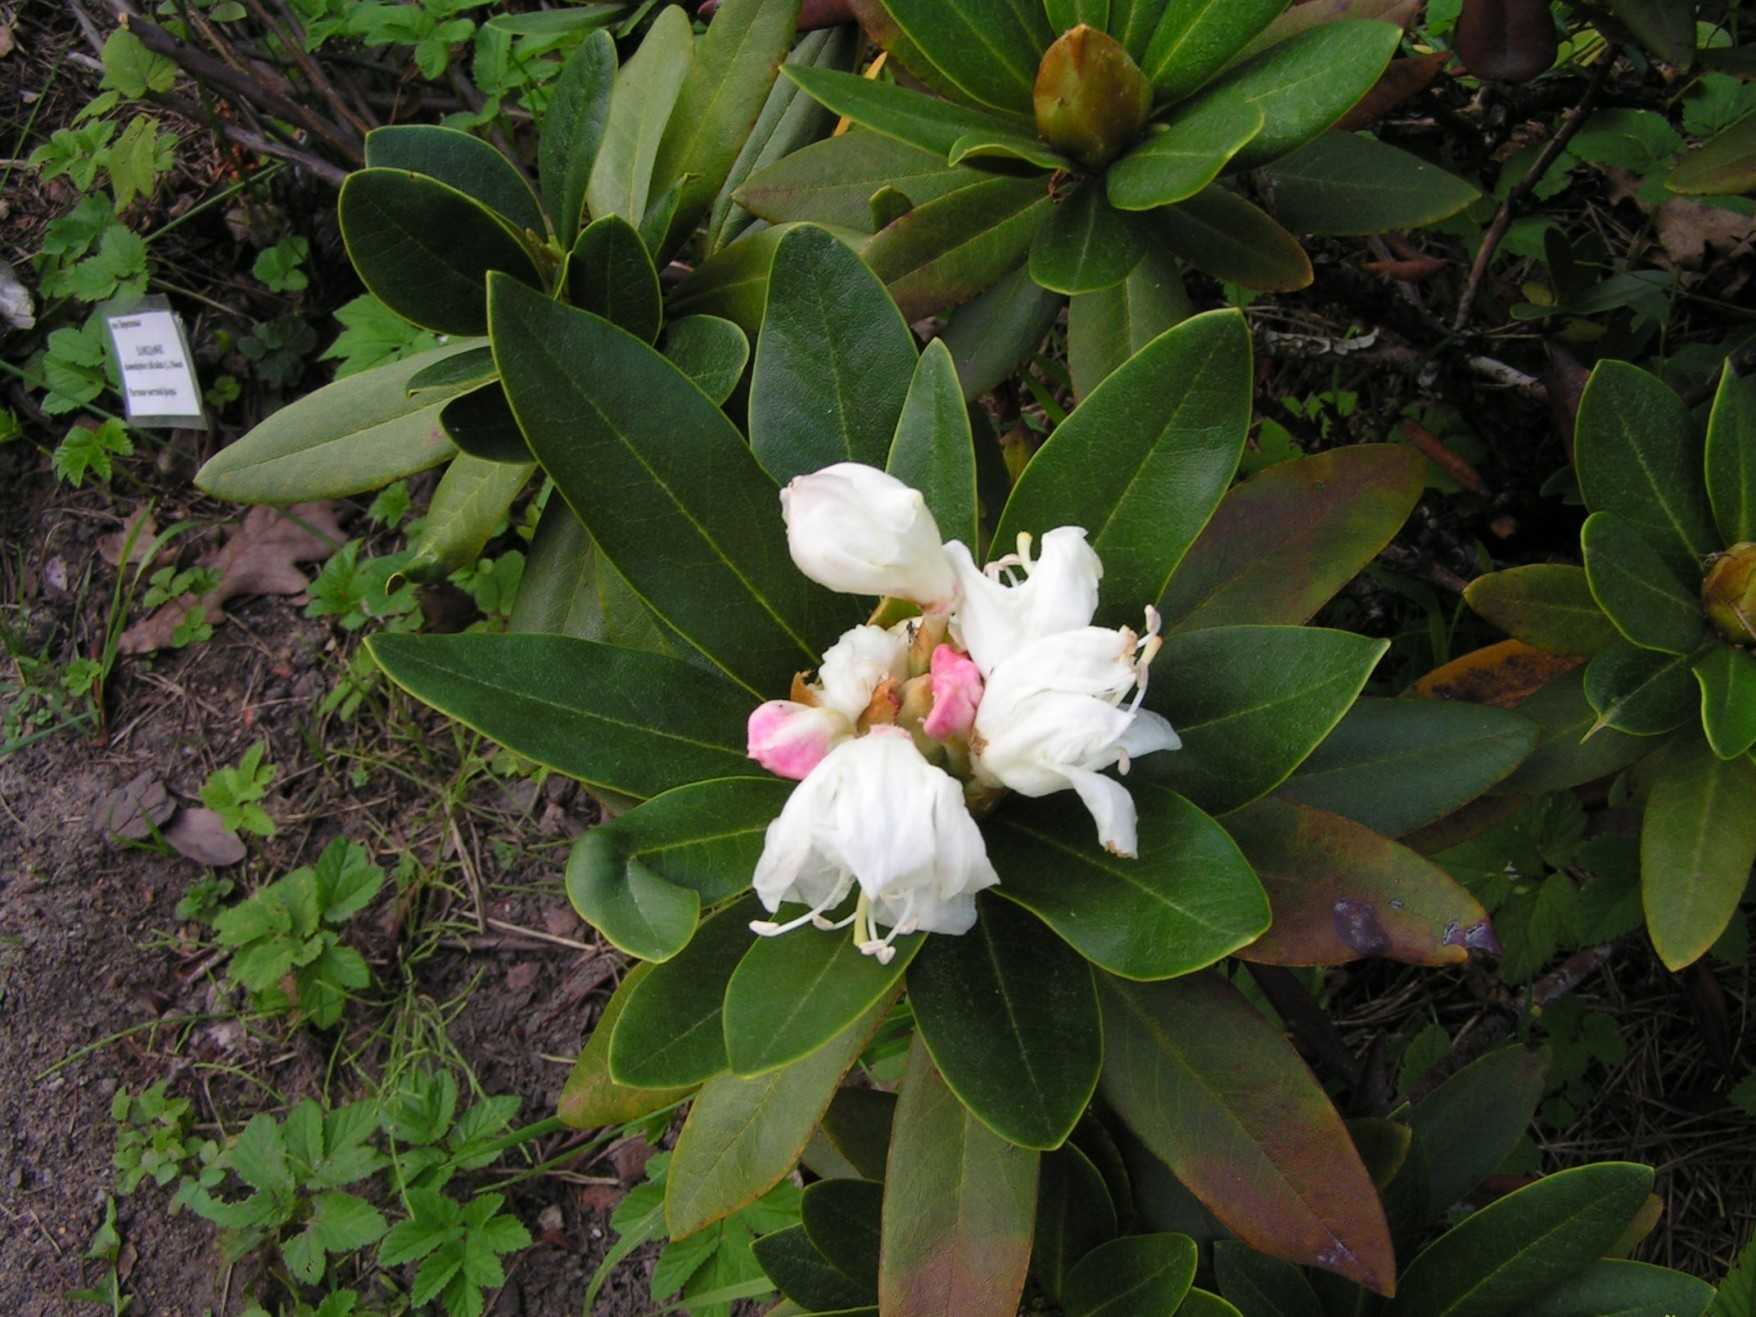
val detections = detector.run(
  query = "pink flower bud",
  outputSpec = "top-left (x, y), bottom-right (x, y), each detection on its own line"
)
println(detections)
top-left (922, 644), bottom-right (984, 741)
top-left (747, 700), bottom-right (845, 780)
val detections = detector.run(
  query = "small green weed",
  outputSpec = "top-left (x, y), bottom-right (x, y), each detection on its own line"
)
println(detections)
top-left (202, 741), bottom-right (278, 837)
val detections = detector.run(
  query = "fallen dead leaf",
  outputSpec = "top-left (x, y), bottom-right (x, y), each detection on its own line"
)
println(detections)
top-left (119, 502), bottom-right (344, 654)
top-left (1336, 52), bottom-right (1450, 131)
top-left (97, 508), bottom-right (161, 569)
top-left (1653, 197), bottom-right (1756, 268)
top-left (162, 808), bottom-right (248, 866)
top-left (92, 772), bottom-right (176, 840)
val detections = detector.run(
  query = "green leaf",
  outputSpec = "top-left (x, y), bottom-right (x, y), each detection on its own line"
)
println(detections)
top-left (1161, 445), bottom-right (1425, 633)
top-left (566, 832), bottom-right (701, 963)
top-left (939, 264), bottom-right (1064, 402)
top-left (1256, 132), bottom-right (1482, 235)
top-left (1581, 511), bottom-right (1708, 656)
top-left (101, 29), bottom-right (176, 95)
top-left (509, 499), bottom-right (601, 639)
top-left (886, 339), bottom-right (980, 548)
top-left (1228, 797), bottom-right (1493, 966)
top-left (196, 343), bottom-right (471, 503)
top-left (801, 1178), bottom-right (883, 1291)
top-left (1574, 361), bottom-right (1717, 577)
top-left (1493, 668), bottom-right (1654, 796)
top-left (1179, 1289), bottom-right (1247, 1317)
top-left (1213, 1239), bottom-right (1324, 1317)
top-left (401, 453), bottom-right (533, 582)
top-left (1029, 181), bottom-right (1151, 294)
top-left (363, 125), bottom-right (546, 236)
top-left (754, 1225), bottom-right (877, 1311)
top-left (107, 116), bottom-right (173, 210)
top-left (1399, 1044), bottom-right (1550, 1231)
top-left (1278, 697), bottom-right (1538, 838)
top-left (338, 170), bottom-right (540, 336)
top-left (1386, 1163), bottom-right (1655, 1317)
top-left (818, 1088), bottom-right (898, 1182)
top-left (647, 0), bottom-right (802, 252)
top-left (724, 916), bottom-right (920, 1078)
top-left (567, 215), bottom-right (662, 343)
top-left (488, 276), bottom-right (850, 696)
top-left (312, 1191), bottom-right (389, 1253)
top-left (781, 65), bottom-right (1032, 159)
top-left (1111, 0), bottom-right (1172, 62)
top-left (908, 896), bottom-right (1101, 1149)
top-left (1098, 972), bottom-right (1395, 1293)
top-left (734, 129), bottom-right (975, 233)
top-left (1067, 246), bottom-right (1191, 402)
top-left (609, 895), bottom-right (761, 1088)
top-left (987, 782), bottom-right (1268, 979)
top-left (997, 309), bottom-right (1250, 617)
top-left (667, 992), bottom-right (891, 1238)
top-left (1107, 98), bottom-right (1264, 212)
top-left (1524, 1260), bottom-right (1715, 1317)
top-left (948, 130), bottom-right (1070, 170)
top-left (232, 1114), bottom-right (293, 1194)
top-left (1034, 1144), bottom-right (1119, 1303)
top-left (1064, 1233), bottom-right (1198, 1317)
top-left (660, 315), bottom-right (750, 407)
top-left (368, 632), bottom-right (752, 799)
top-left (1669, 114), bottom-right (1756, 195)
top-left (863, 174), bottom-right (1052, 318)
top-left (436, 383), bottom-right (531, 465)
top-left (585, 4), bottom-right (693, 225)
top-left (1694, 644), bottom-right (1756, 760)
top-left (1641, 734), bottom-right (1756, 972)
top-left (1143, 625), bottom-right (1388, 814)
top-left (1706, 363), bottom-right (1756, 546)
top-left (871, 0), bottom-right (1052, 114)
top-left (542, 30), bottom-right (618, 245)
top-left (879, 1031), bottom-right (1039, 1317)
top-left (1045, 0), bottom-right (1111, 34)
top-left (1141, 0), bottom-right (1287, 101)
top-left (1464, 565), bottom-right (1621, 657)
top-left (1197, 21), bottom-right (1400, 170)
top-left (1582, 642), bottom-right (1696, 737)
top-left (750, 224), bottom-right (918, 483)
top-left (558, 964), bottom-right (696, 1128)
top-left (1155, 185), bottom-right (1312, 291)
top-left (1607, 0), bottom-right (1695, 69)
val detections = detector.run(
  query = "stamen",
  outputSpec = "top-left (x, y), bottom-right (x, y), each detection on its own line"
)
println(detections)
top-left (749, 885), bottom-right (848, 938)
top-left (858, 894), bottom-right (918, 964)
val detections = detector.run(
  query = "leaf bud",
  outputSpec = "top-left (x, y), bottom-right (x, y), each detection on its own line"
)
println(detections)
top-left (1033, 25), bottom-right (1151, 171)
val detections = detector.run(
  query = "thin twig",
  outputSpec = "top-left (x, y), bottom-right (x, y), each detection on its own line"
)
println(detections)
top-left (242, 0), bottom-right (374, 143)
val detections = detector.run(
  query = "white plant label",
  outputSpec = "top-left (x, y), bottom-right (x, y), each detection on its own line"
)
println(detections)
top-left (105, 307), bottom-right (204, 425)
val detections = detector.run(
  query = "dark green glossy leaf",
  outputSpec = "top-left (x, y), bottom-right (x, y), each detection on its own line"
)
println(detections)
top-left (1401, 1045), bottom-right (1549, 1224)
top-left (400, 452), bottom-right (533, 582)
top-left (1142, 625), bottom-right (1389, 814)
top-left (1642, 734), bottom-right (1756, 972)
top-left (668, 993), bottom-right (892, 1238)
top-left (406, 345), bottom-right (495, 395)
top-left (670, 223), bottom-right (802, 336)
top-left (1107, 97), bottom-right (1264, 211)
top-left (819, 1088), bottom-right (897, 1181)
top-left (1387, 1163), bottom-right (1655, 1317)
top-left (997, 309), bottom-right (1250, 617)
top-left (437, 382), bottom-right (530, 463)
top-left (1257, 132), bottom-right (1481, 235)
top-left (608, 895), bottom-right (760, 1088)
top-left (1045, 0), bottom-right (1110, 33)
top-left (948, 130), bottom-right (1070, 170)
top-left (939, 264), bottom-right (1063, 402)
top-left (366, 633), bottom-right (752, 799)
top-left (195, 344), bottom-right (467, 503)
top-left (1029, 181), bottom-right (1152, 294)
top-left (802, 1178), bottom-right (883, 1292)
top-left (567, 215), bottom-right (661, 342)
top-left (782, 65), bottom-right (1032, 158)
top-left (1493, 668), bottom-right (1654, 796)
top-left (751, 224), bottom-right (918, 483)
top-left (1464, 565), bottom-right (1621, 657)
top-left (1155, 185), bottom-right (1312, 291)
top-left (660, 315), bottom-right (750, 407)
top-left (864, 174), bottom-right (1052, 318)
top-left (909, 896), bottom-right (1101, 1149)
top-left (754, 1225), bottom-right (876, 1311)
top-left (880, 1032), bottom-right (1039, 1317)
top-left (1278, 697), bottom-right (1538, 837)
top-left (566, 836), bottom-right (699, 963)
top-left (1067, 246), bottom-right (1192, 402)
top-left (724, 917), bottom-right (920, 1078)
top-left (1583, 642), bottom-right (1696, 737)
top-left (1669, 114), bottom-right (1756, 195)
top-left (873, 0), bottom-right (1052, 114)
top-left (1161, 445), bottom-right (1425, 633)
top-left (735, 129), bottom-right (976, 233)
top-left (988, 783), bottom-right (1268, 979)
top-left (489, 276), bottom-right (850, 696)
top-left (1064, 1233), bottom-right (1198, 1317)
top-left (1706, 362), bottom-right (1756, 546)
top-left (1141, 0), bottom-right (1288, 102)
top-left (1197, 21), bottom-right (1400, 170)
top-left (648, 0), bottom-right (801, 252)
top-left (1580, 511), bottom-right (1707, 656)
top-left (1608, 0), bottom-right (1695, 69)
top-left (1523, 1260), bottom-right (1715, 1317)
top-left (1347, 1118), bottom-right (1412, 1192)
top-left (1694, 643), bottom-right (1756, 759)
top-left (887, 338), bottom-right (979, 547)
top-left (1178, 1290), bottom-right (1246, 1317)
top-left (541, 29), bottom-right (617, 245)
top-left (1098, 973), bottom-right (1395, 1294)
top-left (1213, 1239), bottom-right (1323, 1317)
top-left (557, 963), bottom-right (695, 1129)
top-left (1035, 1144), bottom-right (1119, 1303)
top-left (1227, 798), bottom-right (1493, 967)
top-left (1111, 0), bottom-right (1171, 62)
top-left (585, 5), bottom-right (693, 225)
top-left (338, 170), bottom-right (540, 336)
top-left (364, 124), bottom-right (546, 236)
top-left (1574, 360), bottom-right (1717, 577)
top-left (510, 497), bottom-right (601, 640)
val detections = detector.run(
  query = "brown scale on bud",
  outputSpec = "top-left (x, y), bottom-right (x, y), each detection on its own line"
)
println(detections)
top-left (1034, 25), bottom-right (1151, 172)
top-left (1703, 542), bottom-right (1756, 644)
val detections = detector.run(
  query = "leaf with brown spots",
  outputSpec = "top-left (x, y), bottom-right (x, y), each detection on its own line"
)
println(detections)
top-left (1412, 640), bottom-right (1583, 708)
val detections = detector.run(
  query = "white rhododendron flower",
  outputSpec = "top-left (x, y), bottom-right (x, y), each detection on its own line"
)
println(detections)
top-left (751, 726), bottom-right (998, 962)
top-left (973, 612), bottom-right (1179, 859)
top-left (746, 624), bottom-right (908, 780)
top-left (781, 463), bottom-right (958, 609)
top-left (943, 527), bottom-right (1103, 674)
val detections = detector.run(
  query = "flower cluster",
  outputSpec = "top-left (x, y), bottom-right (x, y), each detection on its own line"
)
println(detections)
top-left (749, 463), bottom-right (1180, 960)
